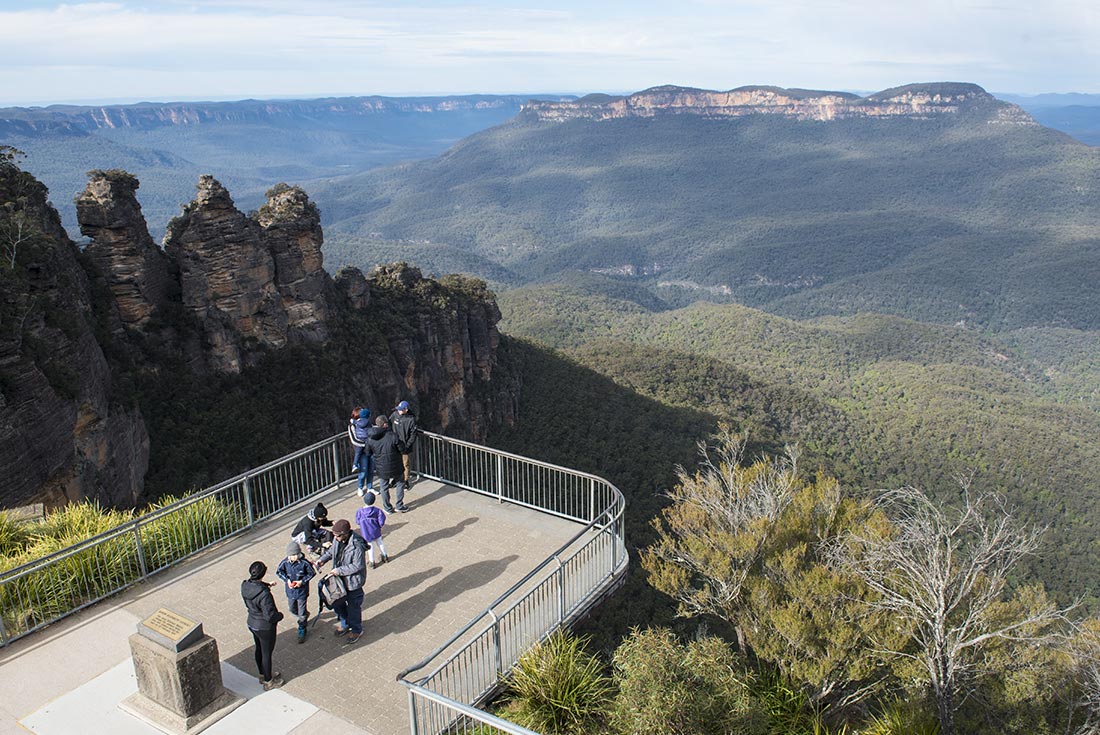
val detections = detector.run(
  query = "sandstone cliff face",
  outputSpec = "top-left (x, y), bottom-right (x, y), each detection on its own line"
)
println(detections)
top-left (75, 170), bottom-right (173, 329)
top-left (523, 83), bottom-right (1036, 125)
top-left (3, 164), bottom-right (516, 509)
top-left (164, 176), bottom-right (288, 372)
top-left (0, 159), bottom-right (148, 509)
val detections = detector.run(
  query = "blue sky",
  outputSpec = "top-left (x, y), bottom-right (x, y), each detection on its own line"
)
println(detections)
top-left (1, 0), bottom-right (1098, 106)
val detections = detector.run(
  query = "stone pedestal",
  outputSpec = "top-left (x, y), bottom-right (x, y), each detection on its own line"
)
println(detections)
top-left (119, 632), bottom-right (244, 735)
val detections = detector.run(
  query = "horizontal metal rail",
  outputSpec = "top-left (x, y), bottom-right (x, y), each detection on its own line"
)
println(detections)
top-left (399, 431), bottom-right (627, 735)
top-left (0, 432), bottom-right (355, 646)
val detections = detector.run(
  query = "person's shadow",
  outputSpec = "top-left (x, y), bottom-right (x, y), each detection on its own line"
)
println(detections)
top-left (399, 517), bottom-right (478, 556)
top-left (365, 554), bottom-right (521, 639)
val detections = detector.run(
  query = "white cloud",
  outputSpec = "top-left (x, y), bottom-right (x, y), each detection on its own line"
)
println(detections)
top-left (0, 0), bottom-right (1097, 105)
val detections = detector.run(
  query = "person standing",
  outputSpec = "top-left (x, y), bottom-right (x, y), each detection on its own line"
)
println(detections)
top-left (315, 519), bottom-right (368, 644)
top-left (368, 415), bottom-right (408, 513)
top-left (276, 541), bottom-right (316, 643)
top-left (348, 407), bottom-right (374, 496)
top-left (241, 561), bottom-right (284, 690)
top-left (389, 400), bottom-right (418, 485)
top-left (355, 491), bottom-right (389, 569)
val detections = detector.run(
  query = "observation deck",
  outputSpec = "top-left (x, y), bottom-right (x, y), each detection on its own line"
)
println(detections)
top-left (0, 432), bottom-right (627, 735)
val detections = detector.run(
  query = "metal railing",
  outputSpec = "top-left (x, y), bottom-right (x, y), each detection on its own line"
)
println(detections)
top-left (0, 433), bottom-right (356, 646)
top-left (0, 429), bottom-right (627, 735)
top-left (399, 432), bottom-right (627, 735)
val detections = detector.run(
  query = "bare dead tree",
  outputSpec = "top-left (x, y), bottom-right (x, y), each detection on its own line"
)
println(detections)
top-left (1, 206), bottom-right (32, 270)
top-left (828, 481), bottom-right (1075, 735)
top-left (1070, 623), bottom-right (1100, 735)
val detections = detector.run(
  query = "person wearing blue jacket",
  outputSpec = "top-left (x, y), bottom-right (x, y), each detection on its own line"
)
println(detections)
top-left (348, 407), bottom-right (374, 496)
top-left (276, 540), bottom-right (316, 643)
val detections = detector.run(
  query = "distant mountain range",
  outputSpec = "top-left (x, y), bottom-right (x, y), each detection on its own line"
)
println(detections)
top-left (312, 82), bottom-right (1100, 332)
top-left (0, 93), bottom-right (570, 236)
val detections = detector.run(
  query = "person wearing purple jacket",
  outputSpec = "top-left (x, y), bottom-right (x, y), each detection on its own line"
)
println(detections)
top-left (355, 491), bottom-right (389, 569)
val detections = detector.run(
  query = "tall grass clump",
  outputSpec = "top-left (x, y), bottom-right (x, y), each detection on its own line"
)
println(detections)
top-left (860, 699), bottom-right (940, 735)
top-left (0, 495), bottom-right (246, 640)
top-left (498, 630), bottom-right (611, 735)
top-left (139, 495), bottom-right (248, 572)
top-left (752, 666), bottom-right (851, 735)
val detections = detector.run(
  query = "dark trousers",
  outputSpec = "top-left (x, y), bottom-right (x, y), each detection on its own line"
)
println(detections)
top-left (332, 587), bottom-right (364, 635)
top-left (379, 477), bottom-right (406, 510)
top-left (250, 627), bottom-right (277, 681)
top-left (288, 596), bottom-right (309, 627)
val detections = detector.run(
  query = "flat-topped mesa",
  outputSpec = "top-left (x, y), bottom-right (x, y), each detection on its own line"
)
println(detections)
top-left (523, 82), bottom-right (1036, 124)
top-left (164, 175), bottom-right (288, 373)
top-left (75, 170), bottom-right (173, 329)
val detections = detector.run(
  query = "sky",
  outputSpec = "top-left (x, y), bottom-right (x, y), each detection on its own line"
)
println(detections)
top-left (1, 0), bottom-right (1098, 107)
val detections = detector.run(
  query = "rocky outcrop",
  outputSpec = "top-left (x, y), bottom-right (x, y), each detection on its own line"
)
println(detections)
top-left (359, 264), bottom-right (510, 437)
top-left (76, 170), bottom-right (173, 329)
top-left (164, 176), bottom-right (287, 372)
top-left (254, 183), bottom-right (329, 342)
top-left (4, 164), bottom-right (517, 510)
top-left (523, 83), bottom-right (1037, 125)
top-left (0, 159), bottom-right (148, 509)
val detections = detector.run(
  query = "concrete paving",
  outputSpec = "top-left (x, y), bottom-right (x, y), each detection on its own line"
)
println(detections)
top-left (0, 480), bottom-right (583, 735)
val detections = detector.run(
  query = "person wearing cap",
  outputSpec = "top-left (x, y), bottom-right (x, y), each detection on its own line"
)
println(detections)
top-left (241, 561), bottom-right (284, 689)
top-left (368, 415), bottom-right (409, 513)
top-left (314, 518), bottom-right (368, 644)
top-left (291, 502), bottom-right (334, 558)
top-left (388, 400), bottom-right (418, 485)
top-left (276, 541), bottom-right (316, 643)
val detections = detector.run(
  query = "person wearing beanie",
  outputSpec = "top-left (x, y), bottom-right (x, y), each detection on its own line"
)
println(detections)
top-left (241, 560), bottom-right (285, 689)
top-left (388, 400), bottom-right (418, 485)
top-left (315, 518), bottom-right (368, 644)
top-left (291, 502), bottom-right (334, 558)
top-left (276, 540), bottom-right (316, 643)
top-left (347, 407), bottom-right (374, 497)
top-left (355, 491), bottom-right (388, 569)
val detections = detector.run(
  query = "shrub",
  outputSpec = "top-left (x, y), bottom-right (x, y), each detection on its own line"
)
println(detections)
top-left (860, 699), bottom-right (939, 735)
top-left (609, 627), bottom-right (767, 735)
top-left (498, 630), bottom-right (611, 734)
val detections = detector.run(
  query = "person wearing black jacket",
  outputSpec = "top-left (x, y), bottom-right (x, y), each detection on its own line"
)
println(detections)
top-left (241, 561), bottom-right (284, 690)
top-left (388, 400), bottom-right (418, 484)
top-left (368, 415), bottom-right (408, 513)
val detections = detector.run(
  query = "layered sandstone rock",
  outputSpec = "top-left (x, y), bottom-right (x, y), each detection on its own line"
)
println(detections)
top-left (253, 183), bottom-right (329, 342)
top-left (524, 82), bottom-right (1037, 125)
top-left (0, 162), bottom-right (148, 509)
top-left (163, 175), bottom-right (287, 372)
top-left (76, 170), bottom-right (173, 329)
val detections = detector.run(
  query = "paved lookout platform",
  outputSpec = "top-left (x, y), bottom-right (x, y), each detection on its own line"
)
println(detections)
top-left (0, 479), bottom-right (581, 735)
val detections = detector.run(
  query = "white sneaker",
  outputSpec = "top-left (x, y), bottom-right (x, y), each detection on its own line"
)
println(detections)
top-left (356, 487), bottom-right (364, 497)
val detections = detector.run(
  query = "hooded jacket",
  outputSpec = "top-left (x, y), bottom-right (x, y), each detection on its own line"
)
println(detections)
top-left (241, 579), bottom-right (284, 630)
top-left (317, 531), bottom-right (368, 591)
top-left (355, 504), bottom-right (386, 542)
top-left (367, 424), bottom-right (403, 480)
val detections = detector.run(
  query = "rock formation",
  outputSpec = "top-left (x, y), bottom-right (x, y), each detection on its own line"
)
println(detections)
top-left (0, 158), bottom-right (148, 509)
top-left (164, 175), bottom-right (288, 372)
top-left (523, 82), bottom-right (1036, 125)
top-left (75, 169), bottom-right (173, 329)
top-left (2, 164), bottom-right (517, 510)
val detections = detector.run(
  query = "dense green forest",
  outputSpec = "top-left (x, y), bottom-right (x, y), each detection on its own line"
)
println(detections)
top-left (313, 105), bottom-right (1100, 331)
top-left (495, 279), bottom-right (1100, 608)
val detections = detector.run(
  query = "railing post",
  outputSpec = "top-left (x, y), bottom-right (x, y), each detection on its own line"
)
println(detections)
top-left (496, 454), bottom-right (504, 505)
top-left (557, 557), bottom-right (565, 624)
top-left (243, 475), bottom-right (255, 526)
top-left (589, 478), bottom-right (596, 522)
top-left (491, 611), bottom-right (502, 676)
top-left (0, 593), bottom-right (9, 646)
top-left (408, 690), bottom-right (420, 735)
top-left (133, 521), bottom-right (149, 578)
top-left (331, 441), bottom-right (340, 486)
